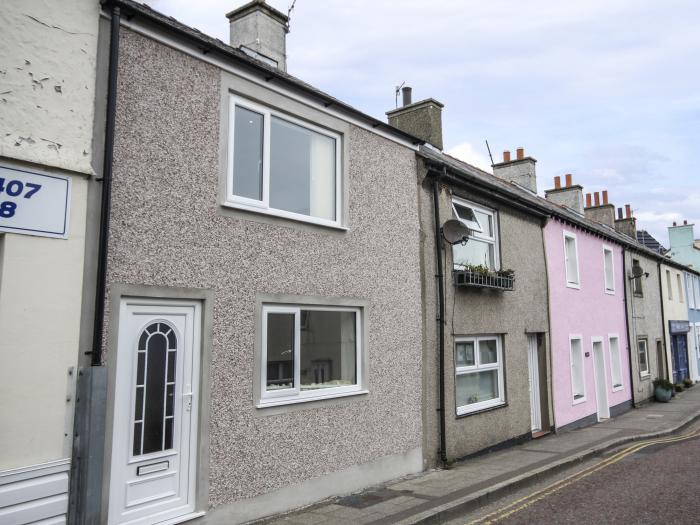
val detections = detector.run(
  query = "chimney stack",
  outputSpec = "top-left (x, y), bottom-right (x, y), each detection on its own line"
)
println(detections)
top-left (386, 90), bottom-right (444, 149)
top-left (614, 203), bottom-right (636, 239)
top-left (684, 219), bottom-right (688, 225)
top-left (545, 174), bottom-right (584, 214)
top-left (492, 146), bottom-right (538, 192)
top-left (226, 0), bottom-right (289, 71)
top-left (584, 188), bottom-right (615, 227)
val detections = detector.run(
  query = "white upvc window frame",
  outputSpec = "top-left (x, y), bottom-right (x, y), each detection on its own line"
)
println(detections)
top-left (666, 269), bottom-right (673, 300)
top-left (677, 273), bottom-right (684, 303)
top-left (694, 275), bottom-right (700, 309)
top-left (259, 304), bottom-right (364, 407)
top-left (608, 334), bottom-right (623, 391)
top-left (602, 246), bottom-right (615, 294)
top-left (637, 338), bottom-right (650, 377)
top-left (686, 273), bottom-right (696, 310)
top-left (569, 334), bottom-right (586, 404)
top-left (454, 335), bottom-right (505, 416)
top-left (563, 231), bottom-right (581, 289)
top-left (226, 94), bottom-right (344, 229)
top-left (451, 197), bottom-right (500, 271)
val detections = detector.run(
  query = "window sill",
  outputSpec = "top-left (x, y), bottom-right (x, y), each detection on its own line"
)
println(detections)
top-left (256, 389), bottom-right (368, 408)
top-left (222, 200), bottom-right (348, 231)
top-left (456, 399), bottom-right (505, 416)
top-left (612, 385), bottom-right (624, 392)
top-left (640, 373), bottom-right (651, 380)
top-left (566, 282), bottom-right (581, 290)
top-left (605, 289), bottom-right (615, 295)
top-left (572, 395), bottom-right (587, 405)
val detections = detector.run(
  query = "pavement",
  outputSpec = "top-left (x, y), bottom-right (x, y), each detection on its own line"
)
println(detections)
top-left (256, 386), bottom-right (700, 525)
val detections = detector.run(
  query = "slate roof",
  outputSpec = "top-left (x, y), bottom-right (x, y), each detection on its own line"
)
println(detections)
top-left (418, 145), bottom-right (699, 275)
top-left (636, 230), bottom-right (666, 254)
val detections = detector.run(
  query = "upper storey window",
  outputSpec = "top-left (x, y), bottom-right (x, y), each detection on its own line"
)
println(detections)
top-left (452, 198), bottom-right (499, 271)
top-left (563, 232), bottom-right (580, 288)
top-left (227, 95), bottom-right (342, 228)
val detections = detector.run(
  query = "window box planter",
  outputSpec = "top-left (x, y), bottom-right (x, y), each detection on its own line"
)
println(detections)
top-left (453, 268), bottom-right (515, 291)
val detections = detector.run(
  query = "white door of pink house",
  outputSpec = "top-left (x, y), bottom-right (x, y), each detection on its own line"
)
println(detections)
top-left (591, 339), bottom-right (610, 421)
top-left (108, 299), bottom-right (201, 525)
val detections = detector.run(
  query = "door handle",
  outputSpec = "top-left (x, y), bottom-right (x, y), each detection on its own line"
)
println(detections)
top-left (183, 392), bottom-right (193, 412)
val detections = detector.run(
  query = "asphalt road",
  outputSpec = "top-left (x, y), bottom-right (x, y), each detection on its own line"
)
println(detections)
top-left (450, 422), bottom-right (700, 525)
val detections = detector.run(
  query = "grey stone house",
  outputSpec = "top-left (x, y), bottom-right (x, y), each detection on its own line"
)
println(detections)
top-left (75, 1), bottom-right (426, 523)
top-left (388, 95), bottom-right (553, 465)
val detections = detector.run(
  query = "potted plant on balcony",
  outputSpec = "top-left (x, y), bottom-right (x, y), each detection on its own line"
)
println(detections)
top-left (653, 378), bottom-right (674, 402)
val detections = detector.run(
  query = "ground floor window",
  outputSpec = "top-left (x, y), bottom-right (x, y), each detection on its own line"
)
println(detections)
top-left (638, 338), bottom-right (649, 377)
top-left (570, 336), bottom-right (586, 403)
top-left (609, 335), bottom-right (623, 391)
top-left (454, 335), bottom-right (505, 415)
top-left (260, 304), bottom-right (363, 406)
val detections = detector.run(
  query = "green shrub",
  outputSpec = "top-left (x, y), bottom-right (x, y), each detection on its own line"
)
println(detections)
top-left (653, 378), bottom-right (674, 390)
top-left (683, 378), bottom-right (694, 388)
top-left (674, 383), bottom-right (684, 392)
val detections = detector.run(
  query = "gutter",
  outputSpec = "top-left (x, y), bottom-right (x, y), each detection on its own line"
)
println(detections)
top-left (90, 3), bottom-right (121, 365)
top-left (431, 169), bottom-right (448, 467)
top-left (621, 250), bottom-right (636, 408)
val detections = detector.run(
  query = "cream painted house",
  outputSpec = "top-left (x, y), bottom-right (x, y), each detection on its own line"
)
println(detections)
top-left (659, 262), bottom-right (691, 385)
top-left (0, 1), bottom-right (100, 523)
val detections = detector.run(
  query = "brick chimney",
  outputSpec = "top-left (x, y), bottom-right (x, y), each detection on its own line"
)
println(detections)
top-left (545, 174), bottom-right (584, 214)
top-left (584, 190), bottom-right (615, 227)
top-left (386, 87), bottom-right (444, 149)
top-left (614, 204), bottom-right (637, 239)
top-left (227, 0), bottom-right (289, 71)
top-left (492, 147), bottom-right (538, 193)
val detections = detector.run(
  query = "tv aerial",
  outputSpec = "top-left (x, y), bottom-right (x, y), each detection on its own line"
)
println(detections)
top-left (441, 219), bottom-right (472, 245)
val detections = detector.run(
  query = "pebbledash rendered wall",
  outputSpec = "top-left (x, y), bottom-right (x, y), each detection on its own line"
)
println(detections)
top-left (623, 250), bottom-right (665, 404)
top-left (544, 219), bottom-right (632, 429)
top-left (419, 175), bottom-right (551, 466)
top-left (103, 28), bottom-right (423, 522)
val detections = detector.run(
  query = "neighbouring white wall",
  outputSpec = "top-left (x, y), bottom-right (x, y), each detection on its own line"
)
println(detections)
top-left (660, 263), bottom-right (690, 380)
top-left (0, 0), bottom-right (100, 175)
top-left (0, 175), bottom-right (88, 470)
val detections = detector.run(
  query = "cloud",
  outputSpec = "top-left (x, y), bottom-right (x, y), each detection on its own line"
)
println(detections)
top-left (445, 142), bottom-right (493, 173)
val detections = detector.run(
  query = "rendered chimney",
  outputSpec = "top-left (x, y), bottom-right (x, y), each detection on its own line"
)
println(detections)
top-left (492, 146), bottom-right (538, 193)
top-left (226, 0), bottom-right (289, 71)
top-left (545, 174), bottom-right (584, 214)
top-left (584, 189), bottom-right (615, 227)
top-left (386, 91), bottom-right (444, 149)
top-left (402, 86), bottom-right (412, 106)
top-left (614, 203), bottom-right (636, 239)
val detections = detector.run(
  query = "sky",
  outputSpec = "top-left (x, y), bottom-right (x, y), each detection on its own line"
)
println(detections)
top-left (147, 0), bottom-right (700, 245)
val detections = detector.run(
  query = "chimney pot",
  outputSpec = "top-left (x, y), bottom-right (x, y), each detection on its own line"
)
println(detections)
top-left (684, 219), bottom-right (688, 225)
top-left (673, 221), bottom-right (677, 226)
top-left (594, 192), bottom-right (601, 207)
top-left (625, 204), bottom-right (631, 218)
top-left (516, 147), bottom-right (524, 160)
top-left (586, 193), bottom-right (592, 208)
top-left (602, 190), bottom-right (608, 205)
top-left (554, 176), bottom-right (561, 189)
top-left (401, 86), bottom-right (412, 106)
top-left (503, 150), bottom-right (511, 162)
top-left (565, 174), bottom-right (573, 187)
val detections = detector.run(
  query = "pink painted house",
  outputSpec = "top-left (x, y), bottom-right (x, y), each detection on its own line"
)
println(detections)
top-left (544, 175), bottom-right (632, 430)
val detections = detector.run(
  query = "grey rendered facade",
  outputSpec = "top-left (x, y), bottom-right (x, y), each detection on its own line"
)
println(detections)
top-left (623, 249), bottom-right (666, 404)
top-left (90, 7), bottom-right (425, 523)
top-left (416, 153), bottom-right (552, 466)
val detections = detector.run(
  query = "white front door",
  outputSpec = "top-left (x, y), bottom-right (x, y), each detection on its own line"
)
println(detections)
top-left (591, 339), bottom-right (610, 421)
top-left (526, 334), bottom-right (541, 432)
top-left (108, 298), bottom-right (201, 525)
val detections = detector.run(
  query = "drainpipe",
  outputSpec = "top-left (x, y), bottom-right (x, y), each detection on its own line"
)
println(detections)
top-left (431, 168), bottom-right (448, 467)
top-left (658, 262), bottom-right (669, 380)
top-left (91, 3), bottom-right (121, 365)
top-left (621, 251), bottom-right (636, 408)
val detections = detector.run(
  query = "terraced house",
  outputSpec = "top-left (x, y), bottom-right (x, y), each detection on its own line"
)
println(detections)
top-left (71, 1), bottom-right (427, 523)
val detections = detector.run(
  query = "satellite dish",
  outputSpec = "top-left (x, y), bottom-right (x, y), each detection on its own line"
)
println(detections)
top-left (442, 219), bottom-right (472, 245)
top-left (631, 260), bottom-right (644, 278)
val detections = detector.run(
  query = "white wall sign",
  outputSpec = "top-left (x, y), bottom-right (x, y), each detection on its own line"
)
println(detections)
top-left (0, 165), bottom-right (71, 239)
